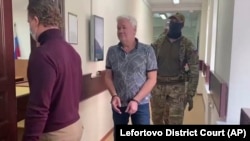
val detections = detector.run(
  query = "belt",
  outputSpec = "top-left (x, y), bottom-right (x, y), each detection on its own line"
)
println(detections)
top-left (157, 76), bottom-right (185, 84)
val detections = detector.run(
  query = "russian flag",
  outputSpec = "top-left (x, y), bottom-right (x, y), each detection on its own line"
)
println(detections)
top-left (14, 24), bottom-right (21, 59)
top-left (14, 35), bottom-right (21, 59)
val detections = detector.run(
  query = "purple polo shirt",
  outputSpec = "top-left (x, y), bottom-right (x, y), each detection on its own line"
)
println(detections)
top-left (23, 29), bottom-right (82, 141)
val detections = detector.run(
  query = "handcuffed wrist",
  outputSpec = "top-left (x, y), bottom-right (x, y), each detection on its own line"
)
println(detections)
top-left (111, 95), bottom-right (118, 100)
top-left (110, 95), bottom-right (118, 103)
top-left (112, 95), bottom-right (118, 98)
top-left (131, 99), bottom-right (140, 105)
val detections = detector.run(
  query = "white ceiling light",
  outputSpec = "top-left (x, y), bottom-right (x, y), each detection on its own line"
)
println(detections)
top-left (160, 14), bottom-right (167, 20)
top-left (173, 0), bottom-right (180, 4)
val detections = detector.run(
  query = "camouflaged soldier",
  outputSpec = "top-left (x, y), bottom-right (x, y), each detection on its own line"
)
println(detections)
top-left (150, 13), bottom-right (199, 125)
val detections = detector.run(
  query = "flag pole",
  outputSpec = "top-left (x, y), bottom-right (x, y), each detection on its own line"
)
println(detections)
top-left (14, 22), bottom-right (17, 36)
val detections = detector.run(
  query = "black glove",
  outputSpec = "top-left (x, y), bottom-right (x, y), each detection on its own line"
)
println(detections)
top-left (187, 95), bottom-right (193, 111)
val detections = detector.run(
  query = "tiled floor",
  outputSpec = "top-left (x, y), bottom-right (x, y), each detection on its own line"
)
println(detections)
top-left (183, 94), bottom-right (205, 124)
top-left (103, 94), bottom-right (205, 141)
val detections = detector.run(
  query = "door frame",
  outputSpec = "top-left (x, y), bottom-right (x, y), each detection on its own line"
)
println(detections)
top-left (0, 0), bottom-right (17, 140)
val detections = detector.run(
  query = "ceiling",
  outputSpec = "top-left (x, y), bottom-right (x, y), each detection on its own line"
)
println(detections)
top-left (146, 0), bottom-right (203, 27)
top-left (146, 0), bottom-right (203, 12)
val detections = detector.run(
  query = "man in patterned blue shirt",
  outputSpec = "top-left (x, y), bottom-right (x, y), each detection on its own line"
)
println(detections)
top-left (105, 15), bottom-right (158, 126)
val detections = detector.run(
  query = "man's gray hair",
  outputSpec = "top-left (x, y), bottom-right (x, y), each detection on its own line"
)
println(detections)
top-left (117, 15), bottom-right (137, 29)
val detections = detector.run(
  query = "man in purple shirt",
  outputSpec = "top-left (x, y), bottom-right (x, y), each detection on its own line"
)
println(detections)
top-left (23, 0), bottom-right (83, 140)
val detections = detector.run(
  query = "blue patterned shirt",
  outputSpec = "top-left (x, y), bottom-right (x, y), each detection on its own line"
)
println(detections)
top-left (106, 39), bottom-right (158, 107)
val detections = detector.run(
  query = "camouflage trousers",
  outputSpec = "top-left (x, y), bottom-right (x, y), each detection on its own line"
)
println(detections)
top-left (150, 83), bottom-right (187, 125)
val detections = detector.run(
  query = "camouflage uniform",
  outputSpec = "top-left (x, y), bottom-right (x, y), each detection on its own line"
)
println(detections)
top-left (150, 34), bottom-right (199, 125)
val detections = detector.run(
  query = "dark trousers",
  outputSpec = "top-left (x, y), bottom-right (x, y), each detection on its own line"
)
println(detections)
top-left (112, 103), bottom-right (150, 140)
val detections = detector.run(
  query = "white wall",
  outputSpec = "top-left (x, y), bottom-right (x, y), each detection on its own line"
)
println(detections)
top-left (227, 0), bottom-right (250, 124)
top-left (205, 0), bottom-right (212, 66)
top-left (209, 0), bottom-right (218, 71)
top-left (198, 0), bottom-right (208, 62)
top-left (214, 0), bottom-right (234, 84)
top-left (12, 0), bottom-right (31, 59)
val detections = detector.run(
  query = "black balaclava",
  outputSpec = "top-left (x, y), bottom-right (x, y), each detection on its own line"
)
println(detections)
top-left (167, 21), bottom-right (183, 39)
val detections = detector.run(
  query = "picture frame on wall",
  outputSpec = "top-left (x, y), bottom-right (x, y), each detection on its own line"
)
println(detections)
top-left (68, 12), bottom-right (78, 44)
top-left (90, 15), bottom-right (104, 61)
